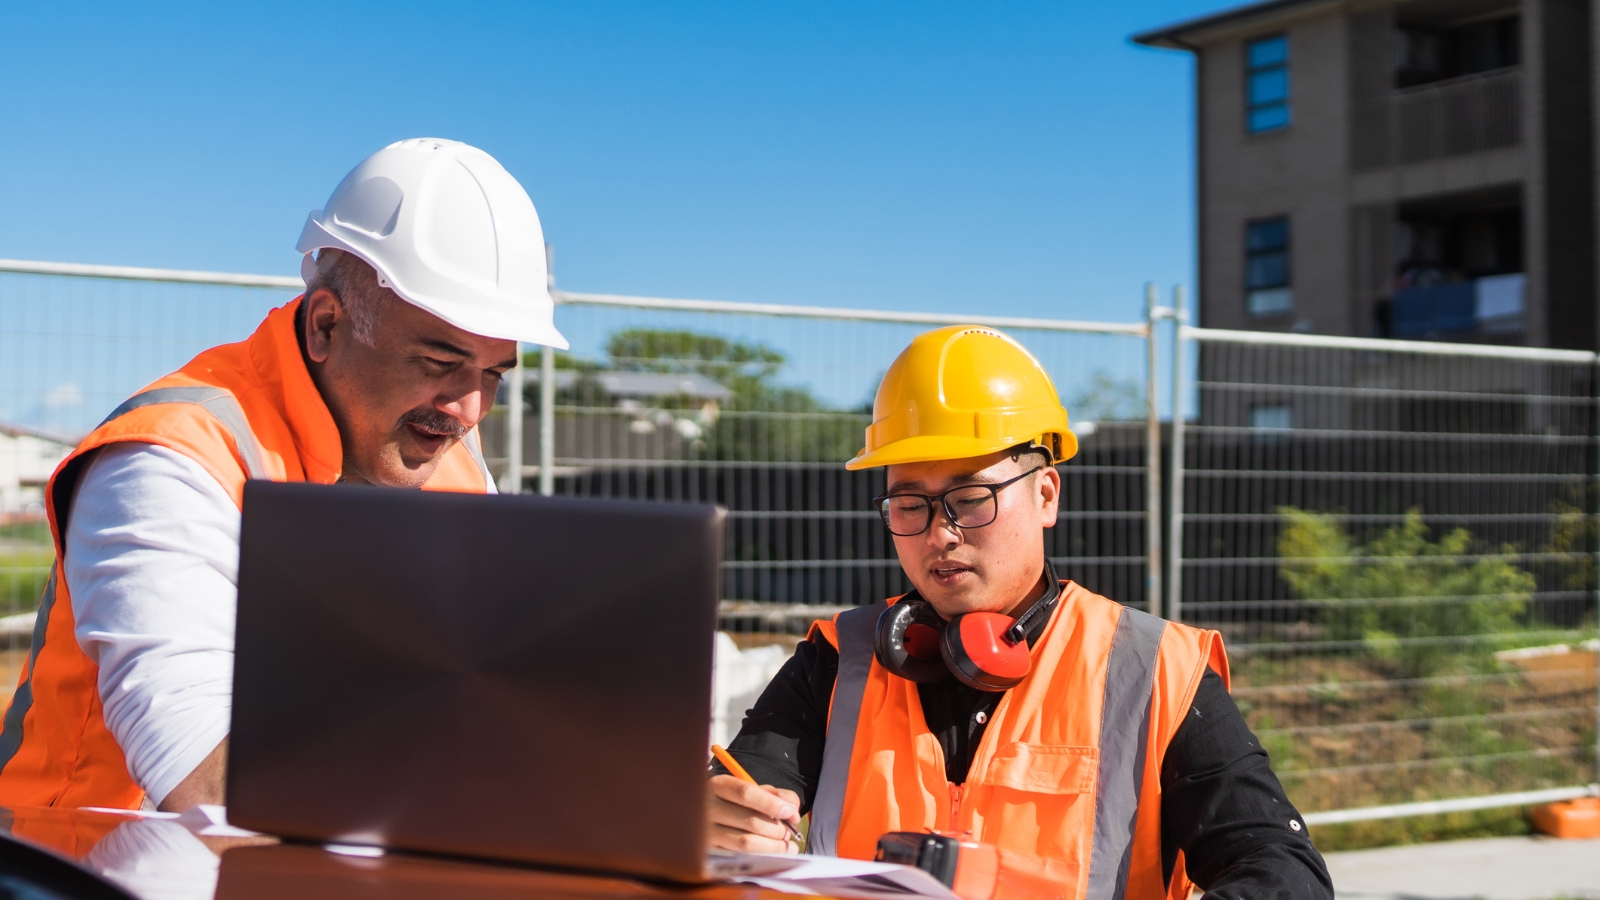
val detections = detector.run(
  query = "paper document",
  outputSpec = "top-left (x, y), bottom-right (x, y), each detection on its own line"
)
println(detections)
top-left (708, 852), bottom-right (961, 900)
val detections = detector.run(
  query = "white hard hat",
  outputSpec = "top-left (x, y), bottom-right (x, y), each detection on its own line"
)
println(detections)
top-left (296, 138), bottom-right (568, 349)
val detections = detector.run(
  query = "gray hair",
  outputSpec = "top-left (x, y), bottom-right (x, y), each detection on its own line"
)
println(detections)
top-left (303, 249), bottom-right (395, 346)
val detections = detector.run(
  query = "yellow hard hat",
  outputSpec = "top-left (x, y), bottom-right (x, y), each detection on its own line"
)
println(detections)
top-left (846, 324), bottom-right (1079, 470)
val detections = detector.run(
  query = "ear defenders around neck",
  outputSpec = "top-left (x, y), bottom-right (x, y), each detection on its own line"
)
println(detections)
top-left (873, 592), bottom-right (1058, 692)
top-left (874, 598), bottom-right (950, 684)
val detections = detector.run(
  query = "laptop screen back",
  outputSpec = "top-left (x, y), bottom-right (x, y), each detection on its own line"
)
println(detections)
top-left (229, 482), bottom-right (723, 882)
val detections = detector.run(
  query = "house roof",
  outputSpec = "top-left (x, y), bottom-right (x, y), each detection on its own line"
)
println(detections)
top-left (534, 370), bottom-right (735, 402)
top-left (0, 419), bottom-right (79, 446)
top-left (1132, 0), bottom-right (1331, 49)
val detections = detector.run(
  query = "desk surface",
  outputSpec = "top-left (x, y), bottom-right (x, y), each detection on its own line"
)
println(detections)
top-left (0, 806), bottom-right (787, 900)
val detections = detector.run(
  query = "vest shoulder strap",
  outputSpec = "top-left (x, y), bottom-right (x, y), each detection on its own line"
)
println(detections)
top-left (51, 386), bottom-right (269, 537)
top-left (1088, 604), bottom-right (1167, 900)
top-left (99, 387), bottom-right (269, 480)
top-left (807, 599), bottom-right (883, 856)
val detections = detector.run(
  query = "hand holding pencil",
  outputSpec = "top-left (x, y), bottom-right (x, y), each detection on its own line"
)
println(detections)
top-left (708, 744), bottom-right (805, 852)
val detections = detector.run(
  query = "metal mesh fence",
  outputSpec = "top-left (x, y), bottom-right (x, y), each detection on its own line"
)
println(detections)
top-left (1, 261), bottom-right (1594, 821)
top-left (0, 269), bottom-right (298, 693)
top-left (1175, 331), bottom-right (1599, 816)
top-left (478, 296), bottom-right (1156, 643)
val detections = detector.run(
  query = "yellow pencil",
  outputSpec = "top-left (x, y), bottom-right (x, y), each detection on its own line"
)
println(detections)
top-left (710, 743), bottom-right (805, 845)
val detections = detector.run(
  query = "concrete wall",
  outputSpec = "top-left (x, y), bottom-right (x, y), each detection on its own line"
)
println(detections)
top-left (1196, 7), bottom-right (1352, 334)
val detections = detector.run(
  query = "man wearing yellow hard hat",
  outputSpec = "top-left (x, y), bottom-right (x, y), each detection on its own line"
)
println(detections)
top-left (709, 326), bottom-right (1332, 900)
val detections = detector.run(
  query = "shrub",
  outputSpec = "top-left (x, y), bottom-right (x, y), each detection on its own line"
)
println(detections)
top-left (1276, 507), bottom-right (1534, 673)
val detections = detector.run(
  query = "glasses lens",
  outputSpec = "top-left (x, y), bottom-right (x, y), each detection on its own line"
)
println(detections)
top-left (881, 495), bottom-right (932, 536)
top-left (943, 485), bottom-right (999, 528)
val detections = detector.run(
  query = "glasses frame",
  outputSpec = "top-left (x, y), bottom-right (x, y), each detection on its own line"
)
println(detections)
top-left (872, 467), bottom-right (1045, 537)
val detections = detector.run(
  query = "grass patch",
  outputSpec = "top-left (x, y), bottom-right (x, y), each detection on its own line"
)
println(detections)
top-left (0, 518), bottom-right (54, 616)
top-left (1309, 805), bottom-right (1532, 852)
top-left (0, 549), bottom-right (53, 616)
top-left (0, 520), bottom-right (49, 544)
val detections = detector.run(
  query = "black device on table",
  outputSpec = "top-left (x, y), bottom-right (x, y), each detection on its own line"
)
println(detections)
top-left (228, 481), bottom-right (725, 883)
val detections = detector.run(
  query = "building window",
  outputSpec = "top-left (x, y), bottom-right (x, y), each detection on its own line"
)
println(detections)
top-left (1397, 16), bottom-right (1519, 88)
top-left (1245, 217), bottom-right (1292, 315)
top-left (1246, 35), bottom-right (1290, 132)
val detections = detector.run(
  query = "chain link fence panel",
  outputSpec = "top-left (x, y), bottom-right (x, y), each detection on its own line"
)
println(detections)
top-left (479, 296), bottom-right (1157, 647)
top-left (1175, 331), bottom-right (1599, 817)
top-left (0, 267), bottom-right (298, 698)
top-left (2, 261), bottom-right (1594, 822)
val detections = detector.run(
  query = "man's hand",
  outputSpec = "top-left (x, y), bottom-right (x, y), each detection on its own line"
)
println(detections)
top-left (707, 774), bottom-right (802, 854)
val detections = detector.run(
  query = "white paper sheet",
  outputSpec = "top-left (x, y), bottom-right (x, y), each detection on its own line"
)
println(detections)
top-left (714, 853), bottom-right (962, 900)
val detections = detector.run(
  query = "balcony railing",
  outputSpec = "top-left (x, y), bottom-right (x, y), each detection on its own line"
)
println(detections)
top-left (1386, 272), bottom-right (1526, 339)
top-left (1352, 67), bottom-right (1522, 171)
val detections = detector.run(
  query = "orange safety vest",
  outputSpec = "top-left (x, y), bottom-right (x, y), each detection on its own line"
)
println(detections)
top-left (807, 582), bottom-right (1228, 900)
top-left (0, 297), bottom-right (492, 810)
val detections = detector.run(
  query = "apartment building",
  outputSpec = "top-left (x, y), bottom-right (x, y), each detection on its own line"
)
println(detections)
top-left (1136, 0), bottom-right (1596, 349)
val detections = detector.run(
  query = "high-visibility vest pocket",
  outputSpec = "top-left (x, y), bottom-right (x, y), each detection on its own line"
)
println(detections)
top-left (972, 743), bottom-right (1097, 868)
top-left (983, 743), bottom-right (1097, 795)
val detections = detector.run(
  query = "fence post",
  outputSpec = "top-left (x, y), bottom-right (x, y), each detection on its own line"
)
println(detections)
top-left (499, 342), bottom-right (523, 494)
top-left (539, 245), bottom-right (557, 497)
top-left (539, 344), bottom-right (555, 496)
top-left (1167, 285), bottom-right (1187, 623)
top-left (1145, 284), bottom-right (1163, 617)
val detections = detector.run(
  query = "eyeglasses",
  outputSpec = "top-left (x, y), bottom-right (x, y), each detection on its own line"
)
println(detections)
top-left (872, 468), bottom-right (1044, 537)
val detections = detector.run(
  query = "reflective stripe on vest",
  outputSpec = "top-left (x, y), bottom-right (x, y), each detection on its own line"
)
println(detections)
top-left (0, 571), bottom-right (57, 774)
top-left (807, 599), bottom-right (884, 856)
top-left (808, 601), bottom-right (1169, 899)
top-left (1087, 607), bottom-right (1166, 900)
top-left (0, 386), bottom-right (268, 774)
top-left (98, 387), bottom-right (269, 480)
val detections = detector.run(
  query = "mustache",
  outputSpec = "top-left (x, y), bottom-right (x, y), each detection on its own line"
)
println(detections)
top-left (397, 409), bottom-right (469, 440)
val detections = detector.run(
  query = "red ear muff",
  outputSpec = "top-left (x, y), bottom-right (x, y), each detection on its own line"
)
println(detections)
top-left (875, 599), bottom-right (951, 683)
top-left (941, 612), bottom-right (1033, 692)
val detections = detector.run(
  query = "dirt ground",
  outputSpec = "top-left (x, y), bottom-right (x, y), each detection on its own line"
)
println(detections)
top-left (1231, 649), bottom-right (1598, 813)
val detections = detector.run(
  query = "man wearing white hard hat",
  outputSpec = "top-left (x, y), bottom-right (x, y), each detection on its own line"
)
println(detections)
top-left (0, 139), bottom-right (565, 812)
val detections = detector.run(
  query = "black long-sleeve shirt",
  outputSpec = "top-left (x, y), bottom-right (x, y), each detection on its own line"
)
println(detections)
top-left (717, 589), bottom-right (1332, 900)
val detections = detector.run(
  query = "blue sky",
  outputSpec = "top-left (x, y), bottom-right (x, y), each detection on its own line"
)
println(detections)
top-left (0, 1), bottom-right (1225, 324)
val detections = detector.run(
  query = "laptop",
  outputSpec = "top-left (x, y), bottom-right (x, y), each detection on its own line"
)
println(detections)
top-left (228, 481), bottom-right (726, 883)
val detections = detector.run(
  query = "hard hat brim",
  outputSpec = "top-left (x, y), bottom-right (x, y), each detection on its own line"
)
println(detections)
top-left (297, 221), bottom-right (569, 350)
top-left (844, 431), bottom-right (1078, 471)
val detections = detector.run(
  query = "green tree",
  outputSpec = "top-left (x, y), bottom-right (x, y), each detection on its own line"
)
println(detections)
top-left (518, 348), bottom-right (609, 410)
top-left (605, 329), bottom-right (782, 398)
top-left (1277, 508), bottom-right (1534, 673)
top-left (530, 328), bottom-right (864, 462)
top-left (1066, 371), bottom-right (1143, 422)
